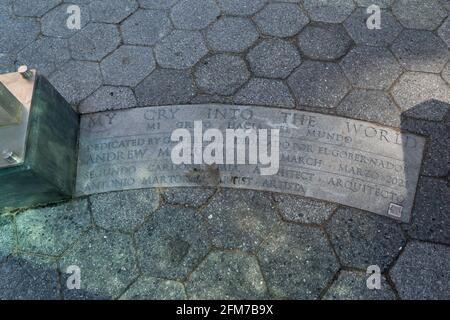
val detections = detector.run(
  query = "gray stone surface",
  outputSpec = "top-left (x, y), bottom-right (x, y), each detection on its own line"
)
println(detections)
top-left (100, 45), bottom-right (155, 87)
top-left (0, 53), bottom-right (15, 73)
top-left (90, 189), bottom-right (159, 232)
top-left (163, 187), bottom-right (216, 208)
top-left (337, 89), bottom-right (401, 127)
top-left (354, 0), bottom-right (392, 8)
top-left (402, 99), bottom-right (450, 122)
top-left (155, 30), bottom-right (208, 69)
top-left (186, 251), bottom-right (268, 299)
top-left (391, 241), bottom-right (450, 299)
top-left (234, 78), bottom-right (295, 108)
top-left (49, 60), bottom-right (103, 105)
top-left (17, 37), bottom-right (71, 77)
top-left (0, 16), bottom-right (40, 54)
top-left (326, 207), bottom-right (406, 271)
top-left (13, 0), bottom-right (61, 17)
top-left (195, 54), bottom-right (250, 95)
top-left (170, 0), bottom-right (220, 30)
top-left (139, 0), bottom-right (179, 9)
top-left (135, 68), bottom-right (196, 105)
top-left (303, 0), bottom-right (355, 24)
top-left (121, 9), bottom-right (172, 46)
top-left (441, 0), bottom-right (450, 11)
top-left (340, 46), bottom-right (402, 90)
top-left (16, 200), bottom-right (91, 256)
top-left (403, 178), bottom-right (450, 244)
top-left (391, 30), bottom-right (449, 73)
top-left (324, 270), bottom-right (396, 300)
top-left (247, 39), bottom-right (301, 79)
top-left (298, 24), bottom-right (352, 61)
top-left (70, 23), bottom-right (121, 61)
top-left (442, 61), bottom-right (450, 85)
top-left (0, 216), bottom-right (14, 263)
top-left (41, 3), bottom-right (90, 38)
top-left (287, 60), bottom-right (350, 108)
top-left (392, 0), bottom-right (447, 31)
top-left (344, 8), bottom-right (402, 46)
top-left (79, 86), bottom-right (137, 113)
top-left (273, 194), bottom-right (337, 224)
top-left (135, 206), bottom-right (210, 280)
top-left (88, 0), bottom-right (138, 23)
top-left (202, 190), bottom-right (279, 252)
top-left (391, 72), bottom-right (450, 112)
top-left (206, 17), bottom-right (259, 53)
top-left (217, 0), bottom-right (268, 16)
top-left (60, 228), bottom-right (139, 299)
top-left (254, 3), bottom-right (309, 37)
top-left (0, 255), bottom-right (59, 300)
top-left (258, 223), bottom-right (339, 299)
top-left (439, 17), bottom-right (450, 47)
top-left (120, 276), bottom-right (186, 300)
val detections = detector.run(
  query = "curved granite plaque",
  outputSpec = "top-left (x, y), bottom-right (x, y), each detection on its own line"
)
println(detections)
top-left (76, 105), bottom-right (425, 222)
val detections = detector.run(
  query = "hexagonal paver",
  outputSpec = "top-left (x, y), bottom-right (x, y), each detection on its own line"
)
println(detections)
top-left (344, 8), bottom-right (402, 46)
top-left (139, 0), bottom-right (179, 9)
top-left (443, 61), bottom-right (450, 85)
top-left (186, 251), bottom-right (268, 299)
top-left (303, 0), bottom-right (355, 24)
top-left (195, 54), bottom-right (250, 95)
top-left (206, 17), bottom-right (259, 53)
top-left (439, 17), bottom-right (450, 47)
top-left (0, 216), bottom-right (14, 263)
top-left (287, 60), bottom-right (350, 109)
top-left (60, 228), bottom-right (139, 299)
top-left (391, 241), bottom-right (450, 299)
top-left (298, 24), bottom-right (352, 61)
top-left (170, 0), bottom-right (220, 30)
top-left (340, 46), bottom-right (402, 90)
top-left (90, 189), bottom-right (159, 233)
top-left (202, 189), bottom-right (279, 252)
top-left (120, 277), bottom-right (186, 300)
top-left (324, 271), bottom-right (396, 300)
top-left (326, 207), bottom-right (406, 271)
top-left (49, 60), bottom-right (103, 105)
top-left (0, 16), bottom-right (40, 54)
top-left (0, 53), bottom-right (15, 73)
top-left (258, 223), bottom-right (339, 299)
top-left (79, 86), bottom-right (137, 113)
top-left (135, 206), bottom-right (210, 280)
top-left (391, 30), bottom-right (449, 73)
top-left (15, 200), bottom-right (91, 257)
top-left (254, 3), bottom-right (309, 37)
top-left (403, 177), bottom-right (450, 244)
top-left (41, 3), bottom-right (90, 38)
top-left (273, 194), bottom-right (337, 224)
top-left (391, 72), bottom-right (450, 111)
top-left (100, 45), bottom-right (155, 87)
top-left (121, 9), bottom-right (172, 46)
top-left (69, 23), bottom-right (120, 61)
top-left (247, 39), bottom-right (301, 79)
top-left (13, 0), bottom-right (61, 17)
top-left (337, 89), bottom-right (401, 127)
top-left (163, 187), bottom-right (216, 208)
top-left (155, 30), bottom-right (208, 69)
top-left (217, 0), bottom-right (268, 16)
top-left (17, 37), bottom-right (70, 76)
top-left (135, 68), bottom-right (196, 106)
top-left (88, 0), bottom-right (138, 23)
top-left (392, 0), bottom-right (447, 31)
top-left (234, 78), bottom-right (295, 108)
top-left (0, 255), bottom-right (59, 299)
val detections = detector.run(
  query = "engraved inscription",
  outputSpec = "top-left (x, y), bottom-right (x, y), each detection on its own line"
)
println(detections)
top-left (76, 105), bottom-right (426, 222)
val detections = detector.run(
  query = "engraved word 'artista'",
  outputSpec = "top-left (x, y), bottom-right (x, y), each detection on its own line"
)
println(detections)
top-left (170, 121), bottom-right (280, 176)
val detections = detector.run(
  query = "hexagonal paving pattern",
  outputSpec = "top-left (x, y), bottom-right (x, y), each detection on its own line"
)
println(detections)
top-left (139, 0), bottom-right (179, 9)
top-left (88, 0), bottom-right (138, 24)
top-left (201, 189), bottom-right (279, 252)
top-left (186, 251), bottom-right (268, 299)
top-left (438, 17), bottom-right (450, 47)
top-left (287, 60), bottom-right (351, 109)
top-left (254, 3), bottom-right (309, 37)
top-left (0, 16), bottom-right (40, 54)
top-left (79, 86), bottom-right (137, 113)
top-left (340, 46), bottom-right (402, 90)
top-left (392, 0), bottom-right (447, 31)
top-left (391, 30), bottom-right (449, 73)
top-left (120, 276), bottom-right (186, 300)
top-left (0, 216), bottom-right (14, 263)
top-left (170, 0), bottom-right (220, 30)
top-left (303, 0), bottom-right (355, 24)
top-left (217, 0), bottom-right (268, 16)
top-left (13, 0), bottom-right (61, 17)
top-left (135, 206), bottom-right (210, 280)
top-left (100, 45), bottom-right (155, 87)
top-left (41, 3), bottom-right (90, 38)
top-left (258, 223), bottom-right (339, 299)
top-left (234, 78), bottom-right (295, 108)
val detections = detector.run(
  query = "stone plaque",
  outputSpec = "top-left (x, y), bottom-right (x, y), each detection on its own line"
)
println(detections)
top-left (76, 105), bottom-right (426, 222)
